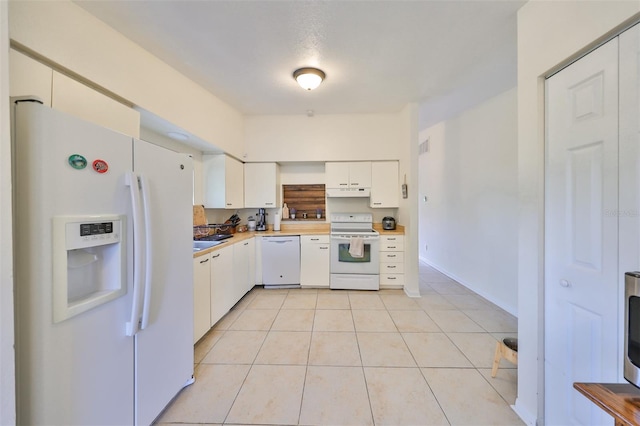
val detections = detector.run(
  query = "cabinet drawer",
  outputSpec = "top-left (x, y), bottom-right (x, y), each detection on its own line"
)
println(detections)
top-left (380, 242), bottom-right (404, 252)
top-left (380, 262), bottom-right (404, 274)
top-left (301, 235), bottom-right (330, 244)
top-left (380, 274), bottom-right (404, 285)
top-left (381, 235), bottom-right (404, 244)
top-left (380, 252), bottom-right (404, 263)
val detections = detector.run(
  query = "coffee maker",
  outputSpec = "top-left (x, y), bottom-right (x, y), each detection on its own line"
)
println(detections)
top-left (256, 208), bottom-right (267, 231)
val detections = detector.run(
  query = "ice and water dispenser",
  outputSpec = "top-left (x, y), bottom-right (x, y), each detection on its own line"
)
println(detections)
top-left (52, 215), bottom-right (126, 323)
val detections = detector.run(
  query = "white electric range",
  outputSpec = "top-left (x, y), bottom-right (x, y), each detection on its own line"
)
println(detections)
top-left (329, 213), bottom-right (380, 290)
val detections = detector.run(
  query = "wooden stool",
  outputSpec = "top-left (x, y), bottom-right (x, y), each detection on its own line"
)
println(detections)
top-left (491, 337), bottom-right (518, 377)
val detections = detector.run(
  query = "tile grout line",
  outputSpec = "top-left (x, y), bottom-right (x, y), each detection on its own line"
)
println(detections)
top-left (349, 291), bottom-right (377, 426)
top-left (187, 266), bottom-right (518, 426)
top-left (296, 290), bottom-right (318, 426)
top-left (221, 288), bottom-right (288, 425)
top-left (393, 302), bottom-right (453, 426)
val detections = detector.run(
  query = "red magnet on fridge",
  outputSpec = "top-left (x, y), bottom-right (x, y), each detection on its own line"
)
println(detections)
top-left (92, 159), bottom-right (109, 174)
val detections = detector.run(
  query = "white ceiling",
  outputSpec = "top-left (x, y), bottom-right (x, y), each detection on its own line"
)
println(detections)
top-left (75, 0), bottom-right (526, 131)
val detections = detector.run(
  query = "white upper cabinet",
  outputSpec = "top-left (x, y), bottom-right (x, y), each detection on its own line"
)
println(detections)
top-left (9, 49), bottom-right (140, 137)
top-left (244, 163), bottom-right (280, 208)
top-left (325, 162), bottom-right (371, 188)
top-left (52, 71), bottom-right (140, 137)
top-left (370, 161), bottom-right (399, 208)
top-left (10, 49), bottom-right (52, 106)
top-left (325, 162), bottom-right (350, 188)
top-left (203, 154), bottom-right (244, 209)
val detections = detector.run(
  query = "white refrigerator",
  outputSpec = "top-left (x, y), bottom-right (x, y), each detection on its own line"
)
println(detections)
top-left (12, 100), bottom-right (194, 425)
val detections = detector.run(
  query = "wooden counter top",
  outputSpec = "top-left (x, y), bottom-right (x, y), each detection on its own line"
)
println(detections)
top-left (374, 224), bottom-right (405, 235)
top-left (574, 382), bottom-right (640, 426)
top-left (193, 223), bottom-right (331, 258)
top-left (193, 222), bottom-right (405, 258)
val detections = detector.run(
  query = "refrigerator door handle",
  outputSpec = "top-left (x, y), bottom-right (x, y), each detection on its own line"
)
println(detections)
top-left (125, 172), bottom-right (146, 336)
top-left (139, 174), bottom-right (153, 330)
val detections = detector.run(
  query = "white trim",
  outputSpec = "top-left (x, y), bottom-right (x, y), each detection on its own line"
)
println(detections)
top-left (512, 399), bottom-right (537, 426)
top-left (0, 0), bottom-right (16, 423)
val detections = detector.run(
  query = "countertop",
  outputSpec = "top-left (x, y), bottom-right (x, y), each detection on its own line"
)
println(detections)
top-left (193, 223), bottom-right (405, 258)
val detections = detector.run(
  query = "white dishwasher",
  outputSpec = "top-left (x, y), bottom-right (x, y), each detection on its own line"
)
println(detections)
top-left (262, 236), bottom-right (301, 288)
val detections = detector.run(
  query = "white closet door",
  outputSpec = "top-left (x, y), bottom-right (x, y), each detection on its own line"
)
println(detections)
top-left (545, 38), bottom-right (619, 425)
top-left (619, 25), bottom-right (640, 316)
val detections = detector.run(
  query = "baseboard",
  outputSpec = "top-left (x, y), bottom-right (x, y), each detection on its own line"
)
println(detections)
top-left (512, 398), bottom-right (537, 426)
top-left (403, 286), bottom-right (420, 298)
top-left (419, 257), bottom-right (517, 317)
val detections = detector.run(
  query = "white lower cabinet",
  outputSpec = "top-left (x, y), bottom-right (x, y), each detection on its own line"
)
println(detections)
top-left (193, 254), bottom-right (211, 344)
top-left (379, 235), bottom-right (404, 287)
top-left (300, 235), bottom-right (330, 288)
top-left (193, 238), bottom-right (258, 337)
top-left (233, 238), bottom-right (256, 301)
top-left (210, 244), bottom-right (234, 327)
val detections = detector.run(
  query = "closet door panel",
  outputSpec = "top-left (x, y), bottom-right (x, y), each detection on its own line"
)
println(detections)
top-left (619, 24), bottom-right (640, 292)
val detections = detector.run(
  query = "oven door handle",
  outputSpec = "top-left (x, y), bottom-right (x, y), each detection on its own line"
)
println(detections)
top-left (331, 235), bottom-right (380, 241)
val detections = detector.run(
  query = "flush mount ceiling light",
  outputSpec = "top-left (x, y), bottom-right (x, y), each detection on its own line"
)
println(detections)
top-left (293, 67), bottom-right (326, 91)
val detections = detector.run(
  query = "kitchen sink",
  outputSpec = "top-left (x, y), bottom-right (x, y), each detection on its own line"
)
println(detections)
top-left (193, 240), bottom-right (223, 252)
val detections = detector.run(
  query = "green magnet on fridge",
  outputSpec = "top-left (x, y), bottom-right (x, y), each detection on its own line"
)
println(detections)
top-left (68, 154), bottom-right (87, 170)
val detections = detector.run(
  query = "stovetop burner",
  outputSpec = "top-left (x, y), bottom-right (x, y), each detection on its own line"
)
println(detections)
top-left (329, 213), bottom-right (378, 237)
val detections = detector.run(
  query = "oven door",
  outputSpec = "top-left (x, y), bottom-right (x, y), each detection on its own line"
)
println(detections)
top-left (330, 235), bottom-right (380, 274)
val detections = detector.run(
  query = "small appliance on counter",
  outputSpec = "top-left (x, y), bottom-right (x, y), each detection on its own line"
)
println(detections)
top-left (273, 211), bottom-right (281, 231)
top-left (382, 216), bottom-right (396, 230)
top-left (256, 208), bottom-right (267, 231)
top-left (247, 216), bottom-right (256, 231)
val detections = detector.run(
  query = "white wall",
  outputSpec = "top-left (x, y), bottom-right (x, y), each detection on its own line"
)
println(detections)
top-left (517, 2), bottom-right (640, 424)
top-left (244, 113), bottom-right (404, 162)
top-left (0, 0), bottom-right (16, 423)
top-left (397, 104), bottom-right (421, 298)
top-left (418, 88), bottom-right (518, 314)
top-left (8, 0), bottom-right (244, 158)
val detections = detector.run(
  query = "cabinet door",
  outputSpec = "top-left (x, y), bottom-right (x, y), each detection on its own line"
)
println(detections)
top-left (52, 71), bottom-right (140, 137)
top-left (233, 240), bottom-right (254, 304)
top-left (10, 49), bottom-right (52, 106)
top-left (325, 162), bottom-right (350, 188)
top-left (349, 162), bottom-right (372, 188)
top-left (203, 155), bottom-right (226, 208)
top-left (371, 161), bottom-right (399, 208)
top-left (246, 238), bottom-right (256, 293)
top-left (254, 236), bottom-right (263, 285)
top-left (210, 246), bottom-right (234, 326)
top-left (193, 255), bottom-right (211, 344)
top-left (203, 155), bottom-right (244, 209)
top-left (244, 163), bottom-right (279, 208)
top-left (225, 157), bottom-right (245, 209)
top-left (380, 235), bottom-right (404, 251)
top-left (300, 236), bottom-right (330, 288)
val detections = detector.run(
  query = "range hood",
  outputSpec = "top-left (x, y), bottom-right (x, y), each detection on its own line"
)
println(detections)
top-left (326, 187), bottom-right (370, 198)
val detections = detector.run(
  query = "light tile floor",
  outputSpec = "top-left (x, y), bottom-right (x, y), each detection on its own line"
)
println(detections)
top-left (156, 263), bottom-right (523, 426)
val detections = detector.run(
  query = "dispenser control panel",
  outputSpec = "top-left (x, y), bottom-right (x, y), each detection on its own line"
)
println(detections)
top-left (80, 222), bottom-right (113, 236)
top-left (66, 219), bottom-right (122, 249)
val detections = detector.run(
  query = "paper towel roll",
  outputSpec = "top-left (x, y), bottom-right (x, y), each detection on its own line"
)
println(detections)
top-left (273, 211), bottom-right (281, 231)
